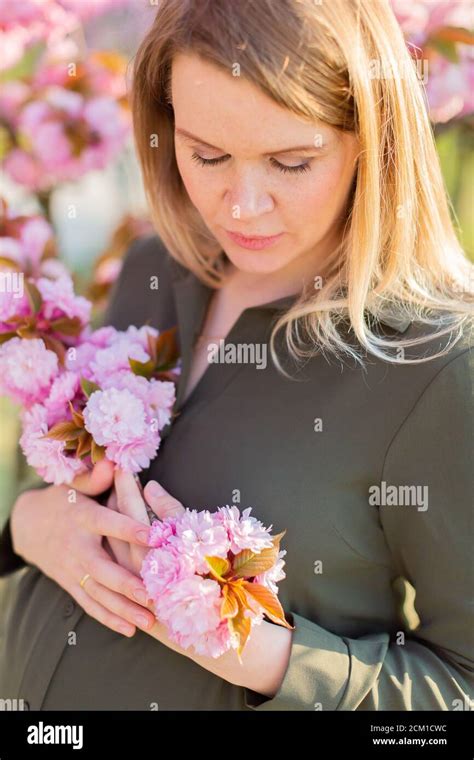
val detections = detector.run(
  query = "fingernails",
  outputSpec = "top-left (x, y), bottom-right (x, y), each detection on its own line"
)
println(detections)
top-left (135, 614), bottom-right (152, 629)
top-left (119, 624), bottom-right (135, 637)
top-left (136, 528), bottom-right (150, 545)
top-left (147, 480), bottom-right (165, 498)
top-left (133, 588), bottom-right (148, 604)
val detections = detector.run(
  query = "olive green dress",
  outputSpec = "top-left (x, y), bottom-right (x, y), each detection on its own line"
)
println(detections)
top-left (0, 235), bottom-right (472, 710)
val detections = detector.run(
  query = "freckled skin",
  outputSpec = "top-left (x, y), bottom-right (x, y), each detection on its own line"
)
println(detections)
top-left (172, 52), bottom-right (360, 290)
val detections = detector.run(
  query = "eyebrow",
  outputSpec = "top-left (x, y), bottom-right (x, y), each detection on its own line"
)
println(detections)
top-left (175, 128), bottom-right (323, 156)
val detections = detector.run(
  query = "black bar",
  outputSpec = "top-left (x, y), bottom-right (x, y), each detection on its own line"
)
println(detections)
top-left (0, 709), bottom-right (471, 757)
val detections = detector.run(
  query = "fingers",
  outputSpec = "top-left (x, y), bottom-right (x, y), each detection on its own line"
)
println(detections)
top-left (143, 480), bottom-right (185, 520)
top-left (114, 470), bottom-right (150, 525)
top-left (103, 535), bottom-right (131, 568)
top-left (103, 494), bottom-right (135, 567)
top-left (77, 560), bottom-right (155, 633)
top-left (107, 488), bottom-right (118, 511)
top-left (74, 501), bottom-right (151, 546)
top-left (87, 553), bottom-right (150, 604)
top-left (70, 459), bottom-right (115, 496)
top-left (75, 588), bottom-right (137, 637)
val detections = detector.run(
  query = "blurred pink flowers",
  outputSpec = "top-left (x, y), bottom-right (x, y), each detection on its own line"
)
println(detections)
top-left (0, 0), bottom-right (132, 192)
top-left (391, 0), bottom-right (474, 123)
top-left (141, 506), bottom-right (293, 660)
top-left (1, 65), bottom-right (130, 191)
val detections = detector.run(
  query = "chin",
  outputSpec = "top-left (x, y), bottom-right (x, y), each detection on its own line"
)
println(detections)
top-left (225, 250), bottom-right (293, 275)
top-left (221, 240), bottom-right (297, 275)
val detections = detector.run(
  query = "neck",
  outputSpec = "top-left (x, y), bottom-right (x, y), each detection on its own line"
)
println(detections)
top-left (220, 226), bottom-right (342, 306)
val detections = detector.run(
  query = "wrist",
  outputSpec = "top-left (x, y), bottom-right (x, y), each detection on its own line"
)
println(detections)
top-left (10, 489), bottom-right (34, 560)
top-left (243, 620), bottom-right (293, 697)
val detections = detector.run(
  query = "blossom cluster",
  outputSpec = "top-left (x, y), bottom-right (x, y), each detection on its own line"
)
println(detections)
top-left (0, 203), bottom-right (180, 484)
top-left (141, 505), bottom-right (293, 660)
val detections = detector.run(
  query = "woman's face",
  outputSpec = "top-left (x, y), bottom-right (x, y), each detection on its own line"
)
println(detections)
top-left (172, 52), bottom-right (360, 277)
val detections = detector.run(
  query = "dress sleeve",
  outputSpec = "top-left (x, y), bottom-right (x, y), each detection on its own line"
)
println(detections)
top-left (0, 480), bottom-right (49, 577)
top-left (244, 348), bottom-right (474, 710)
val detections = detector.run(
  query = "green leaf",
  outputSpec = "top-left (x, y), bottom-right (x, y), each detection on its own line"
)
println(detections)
top-left (0, 41), bottom-right (46, 84)
top-left (204, 555), bottom-right (231, 581)
top-left (129, 357), bottom-right (155, 378)
top-left (25, 281), bottom-right (43, 314)
top-left (428, 38), bottom-right (459, 64)
top-left (80, 378), bottom-right (101, 398)
top-left (91, 439), bottom-right (106, 464)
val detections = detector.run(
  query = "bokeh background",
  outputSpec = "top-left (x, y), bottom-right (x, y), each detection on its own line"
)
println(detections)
top-left (1, 0), bottom-right (473, 546)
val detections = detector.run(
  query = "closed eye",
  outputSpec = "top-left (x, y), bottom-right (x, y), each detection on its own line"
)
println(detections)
top-left (190, 152), bottom-right (311, 174)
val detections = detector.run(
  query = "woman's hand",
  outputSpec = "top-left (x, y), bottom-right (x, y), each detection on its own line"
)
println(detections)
top-left (103, 472), bottom-right (154, 577)
top-left (69, 458), bottom-right (116, 497)
top-left (10, 469), bottom-right (156, 638)
top-left (109, 472), bottom-right (294, 698)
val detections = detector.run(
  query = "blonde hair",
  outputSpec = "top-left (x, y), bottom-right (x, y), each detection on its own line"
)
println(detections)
top-left (131, 0), bottom-right (473, 371)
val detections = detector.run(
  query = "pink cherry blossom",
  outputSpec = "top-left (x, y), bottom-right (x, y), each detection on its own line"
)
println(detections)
top-left (141, 545), bottom-right (195, 598)
top-left (148, 516), bottom-right (178, 548)
top-left (140, 505), bottom-right (288, 658)
top-left (256, 549), bottom-right (288, 595)
top-left (88, 326), bottom-right (156, 384)
top-left (0, 289), bottom-right (30, 326)
top-left (0, 337), bottom-right (58, 405)
top-left (105, 431), bottom-right (160, 472)
top-left (83, 387), bottom-right (147, 445)
top-left (3, 87), bottom-right (129, 190)
top-left (217, 504), bottom-right (274, 555)
top-left (83, 386), bottom-right (160, 471)
top-left (169, 508), bottom-right (231, 575)
top-left (154, 576), bottom-right (228, 656)
top-left (36, 274), bottom-right (91, 324)
top-left (20, 403), bottom-right (86, 485)
top-left (43, 370), bottom-right (80, 425)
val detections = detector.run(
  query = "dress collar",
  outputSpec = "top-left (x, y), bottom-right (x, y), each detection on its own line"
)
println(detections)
top-left (168, 259), bottom-right (411, 411)
top-left (168, 258), bottom-right (412, 335)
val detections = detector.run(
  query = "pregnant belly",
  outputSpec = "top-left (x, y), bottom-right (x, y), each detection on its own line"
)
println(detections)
top-left (0, 567), bottom-right (246, 710)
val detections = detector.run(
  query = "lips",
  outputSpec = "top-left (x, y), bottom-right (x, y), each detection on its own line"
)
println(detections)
top-left (224, 229), bottom-right (285, 250)
top-left (227, 232), bottom-right (280, 239)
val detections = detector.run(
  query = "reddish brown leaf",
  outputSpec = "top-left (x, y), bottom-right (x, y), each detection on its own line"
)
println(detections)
top-left (42, 334), bottom-right (66, 366)
top-left (0, 331), bottom-right (18, 345)
top-left (43, 421), bottom-right (81, 441)
top-left (76, 430), bottom-right (92, 459)
top-left (68, 401), bottom-right (85, 429)
top-left (220, 585), bottom-right (240, 619)
top-left (50, 316), bottom-right (83, 336)
top-left (242, 582), bottom-right (294, 630)
top-left (227, 607), bottom-right (252, 661)
top-left (0, 256), bottom-right (21, 270)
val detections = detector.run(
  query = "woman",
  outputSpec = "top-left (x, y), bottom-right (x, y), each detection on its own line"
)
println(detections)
top-left (0, 0), bottom-right (472, 711)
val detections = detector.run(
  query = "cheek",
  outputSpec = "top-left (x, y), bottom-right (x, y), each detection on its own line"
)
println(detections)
top-left (285, 157), bottom-right (353, 229)
top-left (175, 153), bottom-right (217, 216)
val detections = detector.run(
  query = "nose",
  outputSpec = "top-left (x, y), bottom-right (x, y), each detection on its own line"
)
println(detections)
top-left (225, 166), bottom-right (274, 219)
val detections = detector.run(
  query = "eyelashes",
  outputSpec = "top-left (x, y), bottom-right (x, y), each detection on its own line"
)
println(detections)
top-left (190, 152), bottom-right (311, 174)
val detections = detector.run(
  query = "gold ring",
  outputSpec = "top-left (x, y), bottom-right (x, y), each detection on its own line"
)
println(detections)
top-left (80, 573), bottom-right (91, 589)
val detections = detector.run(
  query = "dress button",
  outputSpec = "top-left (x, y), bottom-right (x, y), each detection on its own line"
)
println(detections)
top-left (63, 598), bottom-right (76, 618)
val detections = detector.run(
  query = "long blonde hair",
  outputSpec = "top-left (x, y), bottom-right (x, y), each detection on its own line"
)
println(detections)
top-left (131, 0), bottom-right (473, 371)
